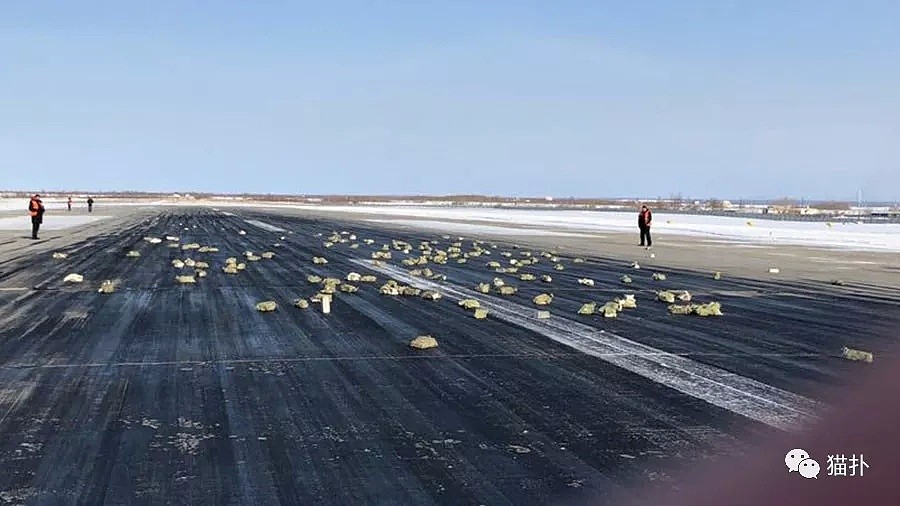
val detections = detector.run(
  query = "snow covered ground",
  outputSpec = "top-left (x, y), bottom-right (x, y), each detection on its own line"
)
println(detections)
top-left (0, 215), bottom-right (109, 231)
top-left (1, 199), bottom-right (896, 252)
top-left (0, 198), bottom-right (168, 212)
top-left (366, 219), bottom-right (603, 238)
top-left (0, 198), bottom-right (72, 212)
top-left (302, 206), bottom-right (900, 253)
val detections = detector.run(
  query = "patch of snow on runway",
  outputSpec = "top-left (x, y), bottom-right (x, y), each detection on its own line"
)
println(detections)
top-left (245, 219), bottom-right (286, 232)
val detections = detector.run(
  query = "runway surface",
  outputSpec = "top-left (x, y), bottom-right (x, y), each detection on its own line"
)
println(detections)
top-left (0, 208), bottom-right (896, 505)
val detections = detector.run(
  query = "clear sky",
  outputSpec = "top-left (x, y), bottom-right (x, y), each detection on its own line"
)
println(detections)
top-left (2, 1), bottom-right (898, 201)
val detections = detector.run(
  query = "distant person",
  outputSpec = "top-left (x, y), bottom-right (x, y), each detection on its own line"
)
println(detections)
top-left (87, 197), bottom-right (94, 213)
top-left (638, 204), bottom-right (652, 248)
top-left (28, 194), bottom-right (45, 240)
top-left (67, 196), bottom-right (72, 211)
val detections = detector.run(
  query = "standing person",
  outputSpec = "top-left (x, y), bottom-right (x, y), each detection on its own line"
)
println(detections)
top-left (638, 204), bottom-right (652, 248)
top-left (87, 196), bottom-right (94, 213)
top-left (67, 196), bottom-right (72, 211)
top-left (28, 194), bottom-right (45, 240)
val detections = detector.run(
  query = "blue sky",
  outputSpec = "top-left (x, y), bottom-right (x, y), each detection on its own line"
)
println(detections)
top-left (2, 1), bottom-right (898, 200)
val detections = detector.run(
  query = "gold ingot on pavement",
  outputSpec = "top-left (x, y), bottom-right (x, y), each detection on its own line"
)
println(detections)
top-left (532, 293), bottom-right (553, 306)
top-left (657, 291), bottom-right (676, 303)
top-left (98, 280), bottom-right (117, 293)
top-left (458, 299), bottom-right (481, 310)
top-left (600, 302), bottom-right (620, 318)
top-left (410, 335), bottom-right (439, 350)
top-left (668, 304), bottom-right (693, 315)
top-left (841, 346), bottom-right (873, 363)
top-left (256, 301), bottom-right (277, 312)
top-left (693, 302), bottom-right (723, 317)
top-left (577, 302), bottom-right (596, 315)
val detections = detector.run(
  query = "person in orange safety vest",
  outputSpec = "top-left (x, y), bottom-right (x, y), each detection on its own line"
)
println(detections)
top-left (638, 204), bottom-right (652, 248)
top-left (28, 194), bottom-right (45, 240)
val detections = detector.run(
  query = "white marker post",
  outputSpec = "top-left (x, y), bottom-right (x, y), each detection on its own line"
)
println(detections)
top-left (321, 294), bottom-right (332, 314)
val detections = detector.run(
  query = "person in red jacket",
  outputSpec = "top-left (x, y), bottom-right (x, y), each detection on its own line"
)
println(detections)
top-left (28, 194), bottom-right (45, 240)
top-left (638, 204), bottom-right (652, 248)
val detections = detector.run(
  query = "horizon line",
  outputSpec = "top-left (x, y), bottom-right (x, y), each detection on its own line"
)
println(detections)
top-left (1, 189), bottom-right (894, 204)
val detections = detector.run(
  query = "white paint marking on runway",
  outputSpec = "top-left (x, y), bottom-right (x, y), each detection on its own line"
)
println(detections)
top-left (353, 260), bottom-right (824, 431)
top-left (808, 257), bottom-right (876, 265)
top-left (244, 219), bottom-right (286, 233)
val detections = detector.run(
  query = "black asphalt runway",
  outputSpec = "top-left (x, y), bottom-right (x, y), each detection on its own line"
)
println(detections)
top-left (0, 208), bottom-right (896, 505)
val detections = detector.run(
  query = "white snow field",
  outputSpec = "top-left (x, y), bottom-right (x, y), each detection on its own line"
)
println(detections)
top-left (0, 215), bottom-right (110, 231)
top-left (0, 198), bottom-right (73, 212)
top-left (365, 219), bottom-right (602, 238)
top-left (0, 198), bottom-right (168, 212)
top-left (295, 205), bottom-right (900, 253)
top-left (1, 198), bottom-right (896, 252)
